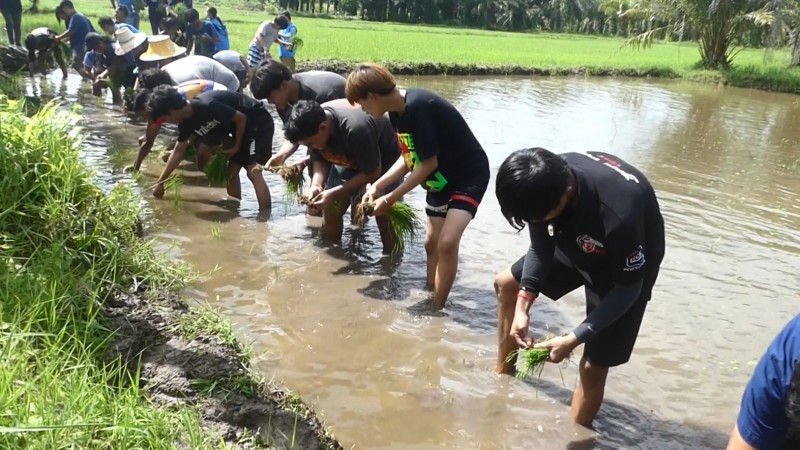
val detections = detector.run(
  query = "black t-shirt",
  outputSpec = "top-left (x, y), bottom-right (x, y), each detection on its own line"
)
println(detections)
top-left (278, 71), bottom-right (346, 123)
top-left (390, 88), bottom-right (489, 193)
top-left (310, 102), bottom-right (399, 174)
top-left (26, 28), bottom-right (57, 61)
top-left (178, 90), bottom-right (267, 143)
top-left (519, 151), bottom-right (666, 298)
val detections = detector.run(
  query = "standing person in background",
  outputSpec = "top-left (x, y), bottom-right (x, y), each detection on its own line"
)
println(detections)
top-left (184, 8), bottom-right (219, 58)
top-left (213, 50), bottom-right (248, 92)
top-left (206, 7), bottom-right (229, 52)
top-left (277, 10), bottom-right (297, 72)
top-left (0, 0), bottom-right (22, 46)
top-left (246, 15), bottom-right (288, 70)
top-left (160, 17), bottom-right (186, 48)
top-left (345, 63), bottom-right (490, 310)
top-left (99, 16), bottom-right (139, 35)
top-left (25, 28), bottom-right (68, 77)
top-left (111, 0), bottom-right (139, 28)
top-left (55, 0), bottom-right (97, 74)
top-left (147, 0), bottom-right (166, 34)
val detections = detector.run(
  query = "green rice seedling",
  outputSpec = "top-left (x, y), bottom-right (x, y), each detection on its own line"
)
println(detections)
top-left (507, 348), bottom-right (550, 381)
top-left (204, 153), bottom-right (228, 184)
top-left (163, 175), bottom-right (184, 210)
top-left (353, 200), bottom-right (421, 254)
top-left (268, 165), bottom-right (305, 201)
top-left (210, 222), bottom-right (223, 241)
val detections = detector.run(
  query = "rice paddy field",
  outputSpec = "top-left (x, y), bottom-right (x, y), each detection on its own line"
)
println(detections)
top-left (19, 0), bottom-right (800, 93)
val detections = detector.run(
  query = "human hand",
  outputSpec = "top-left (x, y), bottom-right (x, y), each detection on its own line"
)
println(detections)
top-left (510, 309), bottom-right (533, 348)
top-left (372, 195), bottom-right (392, 216)
top-left (533, 333), bottom-right (579, 364)
top-left (265, 152), bottom-right (286, 168)
top-left (361, 183), bottom-right (378, 206)
top-left (153, 183), bottom-right (165, 198)
top-left (310, 188), bottom-right (341, 209)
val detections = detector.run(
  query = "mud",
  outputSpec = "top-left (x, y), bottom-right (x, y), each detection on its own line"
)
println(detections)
top-left (103, 289), bottom-right (342, 449)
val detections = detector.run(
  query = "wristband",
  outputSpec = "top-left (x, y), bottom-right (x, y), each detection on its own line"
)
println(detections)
top-left (517, 290), bottom-right (536, 305)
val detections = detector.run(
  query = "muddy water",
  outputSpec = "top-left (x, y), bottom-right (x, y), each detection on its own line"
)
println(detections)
top-left (33, 73), bottom-right (800, 449)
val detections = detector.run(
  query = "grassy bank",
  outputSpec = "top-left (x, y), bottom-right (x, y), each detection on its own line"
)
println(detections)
top-left (19, 0), bottom-right (800, 93)
top-left (0, 82), bottom-right (339, 448)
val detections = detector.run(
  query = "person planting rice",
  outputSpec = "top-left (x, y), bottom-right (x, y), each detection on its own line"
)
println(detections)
top-left (493, 147), bottom-right (665, 429)
top-left (126, 79), bottom-right (226, 171)
top-left (183, 8), bottom-right (220, 58)
top-left (54, 0), bottom-right (96, 76)
top-left (148, 86), bottom-right (275, 211)
top-left (212, 50), bottom-right (248, 92)
top-left (283, 99), bottom-right (401, 252)
top-left (246, 14), bottom-right (288, 69)
top-left (25, 28), bottom-right (68, 77)
top-left (345, 63), bottom-right (490, 309)
top-left (727, 313), bottom-right (800, 450)
top-left (83, 32), bottom-right (135, 104)
top-left (253, 60), bottom-right (346, 216)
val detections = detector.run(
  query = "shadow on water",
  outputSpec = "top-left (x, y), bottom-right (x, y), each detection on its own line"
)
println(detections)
top-left (528, 377), bottom-right (729, 450)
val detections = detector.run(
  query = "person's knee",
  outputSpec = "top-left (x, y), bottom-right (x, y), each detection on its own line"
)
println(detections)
top-left (437, 233), bottom-right (459, 258)
top-left (424, 230), bottom-right (438, 256)
top-left (579, 358), bottom-right (609, 387)
top-left (494, 270), bottom-right (519, 300)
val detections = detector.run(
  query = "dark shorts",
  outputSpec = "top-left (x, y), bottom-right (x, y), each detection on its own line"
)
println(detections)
top-left (509, 251), bottom-right (651, 368)
top-left (425, 177), bottom-right (489, 219)
top-left (230, 113), bottom-right (274, 168)
top-left (71, 49), bottom-right (85, 70)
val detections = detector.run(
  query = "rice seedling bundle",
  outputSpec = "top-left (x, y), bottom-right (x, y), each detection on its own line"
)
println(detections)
top-left (353, 201), bottom-right (421, 255)
top-left (268, 165), bottom-right (305, 201)
top-left (204, 153), bottom-right (228, 184)
top-left (507, 348), bottom-right (550, 381)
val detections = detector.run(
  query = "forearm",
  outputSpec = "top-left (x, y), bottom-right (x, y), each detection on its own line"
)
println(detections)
top-left (572, 280), bottom-right (643, 343)
top-left (379, 157), bottom-right (428, 202)
top-left (133, 124), bottom-right (160, 170)
top-left (279, 141), bottom-right (299, 159)
top-left (185, 37), bottom-right (194, 54)
top-left (310, 160), bottom-right (330, 189)
top-left (233, 116), bottom-right (246, 151)
top-left (337, 171), bottom-right (373, 196)
top-left (156, 141), bottom-right (187, 184)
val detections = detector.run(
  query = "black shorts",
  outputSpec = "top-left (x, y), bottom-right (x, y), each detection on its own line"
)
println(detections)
top-left (230, 113), bottom-right (274, 168)
top-left (425, 177), bottom-right (488, 219)
top-left (510, 252), bottom-right (651, 368)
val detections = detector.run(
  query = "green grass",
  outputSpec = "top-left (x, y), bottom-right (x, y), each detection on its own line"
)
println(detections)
top-left (172, 303), bottom-right (254, 365)
top-left (19, 0), bottom-right (800, 92)
top-left (0, 95), bottom-right (223, 447)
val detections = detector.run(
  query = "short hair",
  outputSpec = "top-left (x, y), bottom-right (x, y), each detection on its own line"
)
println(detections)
top-left (249, 59), bottom-right (292, 100)
top-left (147, 85), bottom-right (187, 121)
top-left (161, 16), bottom-right (179, 30)
top-left (185, 8), bottom-right (200, 23)
top-left (207, 7), bottom-right (218, 17)
top-left (345, 63), bottom-right (397, 104)
top-left (59, 0), bottom-right (74, 10)
top-left (98, 16), bottom-right (115, 29)
top-left (115, 5), bottom-right (128, 18)
top-left (274, 15), bottom-right (289, 29)
top-left (281, 10), bottom-right (291, 20)
top-left (85, 32), bottom-right (105, 51)
top-left (139, 68), bottom-right (175, 89)
top-left (787, 360), bottom-right (800, 444)
top-left (132, 88), bottom-right (151, 113)
top-left (495, 147), bottom-right (572, 230)
top-left (284, 100), bottom-right (326, 143)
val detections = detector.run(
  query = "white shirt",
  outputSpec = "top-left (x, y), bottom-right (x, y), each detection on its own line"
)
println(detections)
top-left (212, 50), bottom-right (245, 72)
top-left (162, 55), bottom-right (240, 92)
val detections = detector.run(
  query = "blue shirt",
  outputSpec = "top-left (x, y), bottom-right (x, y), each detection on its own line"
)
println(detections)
top-left (117, 0), bottom-right (135, 14)
top-left (278, 22), bottom-right (297, 58)
top-left (185, 21), bottom-right (218, 58)
top-left (67, 13), bottom-right (95, 53)
top-left (737, 314), bottom-right (800, 450)
top-left (83, 46), bottom-right (114, 72)
top-left (209, 17), bottom-right (229, 52)
top-left (115, 22), bottom-right (140, 34)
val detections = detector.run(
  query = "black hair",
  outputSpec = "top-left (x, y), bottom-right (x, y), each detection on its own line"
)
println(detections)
top-left (185, 8), bottom-right (200, 23)
top-left (132, 88), bottom-right (152, 113)
top-left (54, 6), bottom-right (64, 24)
top-left (59, 0), bottom-right (74, 10)
top-left (139, 68), bottom-right (175, 89)
top-left (495, 147), bottom-right (572, 230)
top-left (116, 5), bottom-right (129, 18)
top-left (281, 10), bottom-right (291, 20)
top-left (98, 16), bottom-right (115, 29)
top-left (147, 85), bottom-right (187, 121)
top-left (161, 16), bottom-right (179, 30)
top-left (249, 59), bottom-right (292, 100)
top-left (786, 360), bottom-right (800, 445)
top-left (284, 100), bottom-right (326, 143)
top-left (85, 32), bottom-right (110, 51)
top-left (274, 15), bottom-right (289, 29)
top-left (25, 34), bottom-right (38, 62)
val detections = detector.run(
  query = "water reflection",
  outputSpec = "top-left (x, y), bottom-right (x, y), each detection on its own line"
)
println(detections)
top-left (44, 70), bottom-right (800, 449)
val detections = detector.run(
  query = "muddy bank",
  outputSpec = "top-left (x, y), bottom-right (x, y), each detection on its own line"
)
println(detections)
top-left (104, 287), bottom-right (342, 449)
top-left (296, 58), bottom-right (681, 78)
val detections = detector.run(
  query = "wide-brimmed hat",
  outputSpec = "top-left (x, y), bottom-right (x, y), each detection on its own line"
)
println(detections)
top-left (114, 27), bottom-right (147, 56)
top-left (138, 35), bottom-right (186, 62)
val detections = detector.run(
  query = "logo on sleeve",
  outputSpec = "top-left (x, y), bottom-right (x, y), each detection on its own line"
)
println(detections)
top-left (624, 246), bottom-right (646, 271)
top-left (576, 235), bottom-right (606, 255)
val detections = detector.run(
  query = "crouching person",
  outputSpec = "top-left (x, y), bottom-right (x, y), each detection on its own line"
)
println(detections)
top-left (147, 85), bottom-right (275, 211)
top-left (283, 99), bottom-right (401, 253)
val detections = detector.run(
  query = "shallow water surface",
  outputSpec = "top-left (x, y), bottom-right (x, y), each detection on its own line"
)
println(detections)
top-left (36, 73), bottom-right (800, 449)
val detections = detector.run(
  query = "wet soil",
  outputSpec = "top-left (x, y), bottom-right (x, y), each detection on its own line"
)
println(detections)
top-left (103, 288), bottom-right (342, 450)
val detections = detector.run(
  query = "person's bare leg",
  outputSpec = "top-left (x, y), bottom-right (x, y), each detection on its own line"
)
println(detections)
top-left (571, 358), bottom-right (609, 429)
top-left (424, 216), bottom-right (445, 290)
top-left (195, 143), bottom-right (214, 171)
top-left (432, 208), bottom-right (473, 309)
top-left (321, 197), bottom-right (348, 243)
top-left (227, 161), bottom-right (242, 200)
top-left (495, 269), bottom-right (520, 375)
top-left (375, 215), bottom-right (396, 254)
top-left (246, 164), bottom-right (271, 211)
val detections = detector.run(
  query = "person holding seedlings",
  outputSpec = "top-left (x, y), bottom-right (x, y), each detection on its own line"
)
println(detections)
top-left (283, 99), bottom-right (401, 251)
top-left (493, 148), bottom-right (665, 429)
top-left (277, 10), bottom-right (297, 72)
top-left (0, 0), bottom-right (22, 46)
top-left (206, 7), bottom-right (229, 52)
top-left (345, 63), bottom-right (490, 309)
top-left (727, 314), bottom-right (800, 450)
top-left (246, 14), bottom-right (289, 69)
top-left (25, 28), bottom-right (68, 78)
top-left (148, 86), bottom-right (275, 210)
top-left (184, 8), bottom-right (219, 58)
top-left (83, 32), bottom-right (133, 103)
top-left (54, 0), bottom-right (97, 74)
top-left (212, 50), bottom-right (248, 92)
